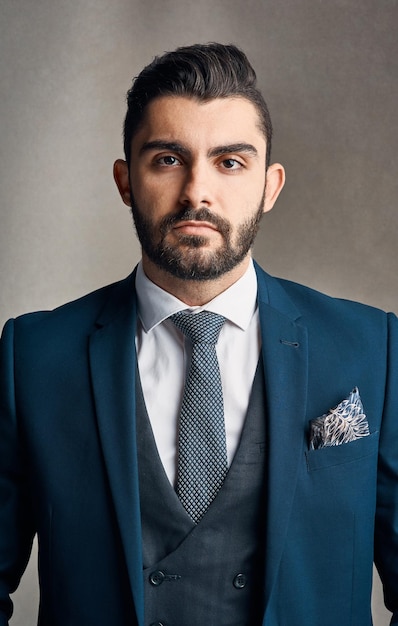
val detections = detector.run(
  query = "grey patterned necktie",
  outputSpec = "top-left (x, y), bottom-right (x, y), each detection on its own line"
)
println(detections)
top-left (171, 310), bottom-right (228, 523)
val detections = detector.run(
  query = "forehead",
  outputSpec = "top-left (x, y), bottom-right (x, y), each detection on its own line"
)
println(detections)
top-left (131, 95), bottom-right (266, 154)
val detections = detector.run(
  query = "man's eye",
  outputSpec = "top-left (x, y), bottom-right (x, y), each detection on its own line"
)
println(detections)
top-left (157, 155), bottom-right (181, 166)
top-left (221, 158), bottom-right (242, 170)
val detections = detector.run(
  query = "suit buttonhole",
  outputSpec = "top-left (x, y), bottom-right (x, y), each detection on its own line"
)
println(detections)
top-left (280, 339), bottom-right (300, 348)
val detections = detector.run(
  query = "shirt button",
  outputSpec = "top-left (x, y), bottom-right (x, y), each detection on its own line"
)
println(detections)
top-left (149, 570), bottom-right (166, 586)
top-left (233, 573), bottom-right (247, 589)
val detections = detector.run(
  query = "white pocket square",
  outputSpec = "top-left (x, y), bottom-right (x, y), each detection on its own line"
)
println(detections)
top-left (309, 387), bottom-right (370, 450)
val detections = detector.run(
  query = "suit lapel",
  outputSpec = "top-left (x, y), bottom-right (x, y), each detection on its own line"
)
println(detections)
top-left (88, 274), bottom-right (144, 626)
top-left (255, 264), bottom-right (309, 608)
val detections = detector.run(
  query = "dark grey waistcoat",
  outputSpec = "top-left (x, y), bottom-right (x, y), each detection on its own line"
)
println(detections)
top-left (136, 360), bottom-right (267, 626)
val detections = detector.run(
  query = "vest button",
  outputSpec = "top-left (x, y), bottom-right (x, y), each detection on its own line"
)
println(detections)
top-left (233, 573), bottom-right (247, 589)
top-left (149, 570), bottom-right (166, 586)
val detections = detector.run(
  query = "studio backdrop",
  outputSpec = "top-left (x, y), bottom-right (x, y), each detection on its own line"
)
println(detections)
top-left (0, 1), bottom-right (397, 624)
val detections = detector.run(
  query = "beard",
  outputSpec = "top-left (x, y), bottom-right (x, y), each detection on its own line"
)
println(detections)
top-left (130, 191), bottom-right (265, 281)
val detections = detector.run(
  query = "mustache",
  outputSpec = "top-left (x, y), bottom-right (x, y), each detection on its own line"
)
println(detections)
top-left (159, 207), bottom-right (231, 237)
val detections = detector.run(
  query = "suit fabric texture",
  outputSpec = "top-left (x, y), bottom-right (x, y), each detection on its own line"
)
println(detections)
top-left (0, 262), bottom-right (397, 625)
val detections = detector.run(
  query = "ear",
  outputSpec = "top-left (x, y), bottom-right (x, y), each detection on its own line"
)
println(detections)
top-left (113, 159), bottom-right (132, 207)
top-left (263, 163), bottom-right (285, 214)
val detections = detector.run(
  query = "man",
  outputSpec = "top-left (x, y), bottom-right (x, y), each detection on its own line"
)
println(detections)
top-left (0, 43), bottom-right (397, 626)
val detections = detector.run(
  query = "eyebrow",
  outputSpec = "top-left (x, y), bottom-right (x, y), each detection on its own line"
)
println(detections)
top-left (139, 141), bottom-right (190, 157)
top-left (139, 140), bottom-right (259, 159)
top-left (208, 143), bottom-right (258, 158)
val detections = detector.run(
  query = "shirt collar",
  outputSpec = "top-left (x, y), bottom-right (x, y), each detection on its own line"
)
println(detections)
top-left (136, 259), bottom-right (258, 333)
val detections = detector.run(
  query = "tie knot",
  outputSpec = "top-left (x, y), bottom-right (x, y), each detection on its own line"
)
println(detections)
top-left (171, 311), bottom-right (225, 345)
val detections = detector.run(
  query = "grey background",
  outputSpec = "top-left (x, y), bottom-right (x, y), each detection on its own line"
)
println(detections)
top-left (0, 0), bottom-right (396, 623)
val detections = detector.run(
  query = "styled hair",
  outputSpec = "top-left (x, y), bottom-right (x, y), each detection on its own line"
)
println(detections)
top-left (123, 42), bottom-right (273, 167)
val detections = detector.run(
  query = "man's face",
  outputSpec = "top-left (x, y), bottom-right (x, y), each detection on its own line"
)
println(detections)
top-left (115, 95), bottom-right (283, 284)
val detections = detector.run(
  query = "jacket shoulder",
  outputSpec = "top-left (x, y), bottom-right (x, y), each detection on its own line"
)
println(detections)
top-left (278, 276), bottom-right (393, 327)
top-left (256, 263), bottom-right (390, 317)
top-left (254, 263), bottom-right (396, 342)
top-left (4, 272), bottom-right (137, 342)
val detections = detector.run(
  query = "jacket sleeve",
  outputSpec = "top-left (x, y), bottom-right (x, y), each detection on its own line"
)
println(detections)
top-left (374, 312), bottom-right (398, 623)
top-left (0, 320), bottom-right (36, 624)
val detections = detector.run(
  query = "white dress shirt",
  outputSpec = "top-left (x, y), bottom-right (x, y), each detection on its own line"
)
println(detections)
top-left (135, 259), bottom-right (261, 486)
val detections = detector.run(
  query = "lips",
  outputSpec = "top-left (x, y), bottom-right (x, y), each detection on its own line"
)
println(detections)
top-left (173, 220), bottom-right (219, 235)
top-left (159, 207), bottom-right (231, 239)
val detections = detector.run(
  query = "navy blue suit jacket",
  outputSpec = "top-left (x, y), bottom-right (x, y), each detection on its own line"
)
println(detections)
top-left (0, 263), bottom-right (397, 625)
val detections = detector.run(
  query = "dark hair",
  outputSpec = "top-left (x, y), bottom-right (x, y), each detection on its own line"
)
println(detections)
top-left (123, 43), bottom-right (273, 167)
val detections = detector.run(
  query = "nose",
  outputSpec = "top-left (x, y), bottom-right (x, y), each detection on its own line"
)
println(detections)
top-left (178, 162), bottom-right (213, 209)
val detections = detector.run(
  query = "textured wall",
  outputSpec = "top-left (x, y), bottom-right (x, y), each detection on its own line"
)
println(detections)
top-left (0, 1), bottom-right (397, 623)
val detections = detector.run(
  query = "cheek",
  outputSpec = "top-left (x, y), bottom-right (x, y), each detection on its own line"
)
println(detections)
top-left (231, 193), bottom-right (264, 230)
top-left (133, 175), bottom-right (180, 215)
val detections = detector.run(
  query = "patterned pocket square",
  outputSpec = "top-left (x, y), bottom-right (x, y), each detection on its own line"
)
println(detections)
top-left (309, 387), bottom-right (370, 450)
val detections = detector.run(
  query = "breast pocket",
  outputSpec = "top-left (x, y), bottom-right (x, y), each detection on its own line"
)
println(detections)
top-left (305, 430), bottom-right (379, 472)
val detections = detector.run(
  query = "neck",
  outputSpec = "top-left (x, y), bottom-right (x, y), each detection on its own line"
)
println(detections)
top-left (141, 255), bottom-right (251, 306)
